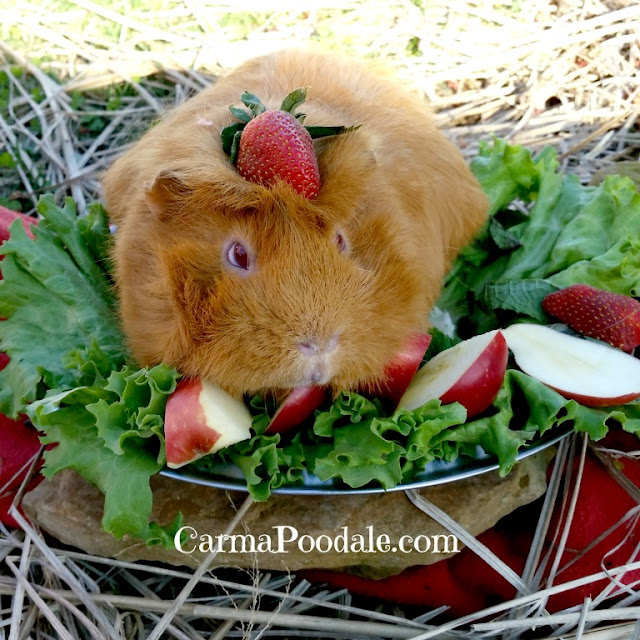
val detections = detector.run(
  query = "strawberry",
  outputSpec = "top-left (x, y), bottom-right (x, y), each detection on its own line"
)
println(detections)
top-left (236, 109), bottom-right (320, 199)
top-left (542, 284), bottom-right (640, 352)
top-left (221, 88), bottom-right (357, 200)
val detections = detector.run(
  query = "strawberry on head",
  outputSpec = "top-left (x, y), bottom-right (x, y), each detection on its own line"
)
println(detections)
top-left (237, 109), bottom-right (320, 199)
top-left (221, 88), bottom-right (356, 199)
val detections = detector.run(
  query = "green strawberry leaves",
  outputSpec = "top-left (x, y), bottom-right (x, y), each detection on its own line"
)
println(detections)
top-left (280, 87), bottom-right (308, 118)
top-left (221, 87), bottom-right (358, 166)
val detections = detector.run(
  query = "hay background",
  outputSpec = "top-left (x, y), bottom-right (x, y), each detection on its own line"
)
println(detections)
top-left (1, 1), bottom-right (639, 638)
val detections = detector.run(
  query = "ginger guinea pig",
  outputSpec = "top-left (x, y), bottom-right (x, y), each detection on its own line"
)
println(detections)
top-left (102, 49), bottom-right (488, 400)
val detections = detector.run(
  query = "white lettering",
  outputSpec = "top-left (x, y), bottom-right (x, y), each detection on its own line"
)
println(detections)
top-left (298, 534), bottom-right (315, 553)
top-left (228, 534), bottom-right (256, 553)
top-left (432, 534), bottom-right (460, 554)
top-left (398, 535), bottom-right (413, 553)
top-left (256, 535), bottom-right (272, 553)
top-left (198, 534), bottom-right (215, 553)
top-left (174, 526), bottom-right (198, 554)
top-left (414, 534), bottom-right (431, 553)
top-left (334, 527), bottom-right (348, 553)
top-left (351, 534), bottom-right (365, 553)
top-left (376, 534), bottom-right (391, 553)
top-left (315, 534), bottom-right (333, 553)
top-left (366, 525), bottom-right (375, 553)
top-left (273, 526), bottom-right (298, 553)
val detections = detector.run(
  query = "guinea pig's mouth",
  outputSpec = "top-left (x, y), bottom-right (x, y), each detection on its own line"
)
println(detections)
top-left (284, 334), bottom-right (341, 387)
top-left (293, 359), bottom-right (333, 387)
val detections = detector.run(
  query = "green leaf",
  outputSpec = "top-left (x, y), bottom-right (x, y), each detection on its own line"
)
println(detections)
top-left (34, 405), bottom-right (160, 539)
top-left (0, 197), bottom-right (125, 416)
top-left (280, 87), bottom-right (308, 114)
top-left (146, 512), bottom-right (185, 548)
top-left (482, 279), bottom-right (560, 321)
top-left (489, 216), bottom-right (522, 250)
top-left (306, 124), bottom-right (362, 139)
top-left (229, 105), bottom-right (252, 123)
top-left (403, 400), bottom-right (468, 462)
top-left (470, 138), bottom-right (548, 216)
top-left (209, 432), bottom-right (306, 501)
top-left (229, 130), bottom-right (243, 165)
top-left (423, 327), bottom-right (460, 361)
top-left (440, 138), bottom-right (640, 336)
top-left (0, 151), bottom-right (16, 169)
top-left (312, 391), bottom-right (382, 437)
top-left (549, 236), bottom-right (640, 297)
top-left (442, 370), bottom-right (633, 475)
top-left (311, 420), bottom-right (404, 489)
top-left (221, 122), bottom-right (245, 159)
top-left (240, 91), bottom-right (266, 116)
top-left (35, 196), bottom-right (115, 303)
top-left (28, 362), bottom-right (179, 539)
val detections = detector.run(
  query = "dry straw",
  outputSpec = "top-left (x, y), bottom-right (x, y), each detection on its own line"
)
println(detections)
top-left (1, 0), bottom-right (639, 638)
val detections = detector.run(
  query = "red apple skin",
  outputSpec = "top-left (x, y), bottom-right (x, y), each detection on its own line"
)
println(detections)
top-left (266, 385), bottom-right (327, 435)
top-left (164, 378), bottom-right (221, 467)
top-left (439, 330), bottom-right (508, 418)
top-left (549, 387), bottom-right (640, 408)
top-left (379, 332), bottom-right (433, 406)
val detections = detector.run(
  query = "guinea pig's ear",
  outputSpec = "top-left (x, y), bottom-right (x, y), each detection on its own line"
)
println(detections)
top-left (144, 170), bottom-right (188, 220)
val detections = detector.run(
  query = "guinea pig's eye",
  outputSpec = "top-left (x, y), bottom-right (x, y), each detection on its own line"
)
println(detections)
top-left (335, 231), bottom-right (348, 253)
top-left (225, 241), bottom-right (252, 271)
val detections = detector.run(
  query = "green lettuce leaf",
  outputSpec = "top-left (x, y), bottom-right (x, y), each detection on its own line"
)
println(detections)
top-left (0, 194), bottom-right (180, 544)
top-left (27, 362), bottom-right (180, 540)
top-left (0, 197), bottom-right (125, 416)
top-left (438, 139), bottom-right (640, 334)
top-left (197, 368), bottom-right (640, 501)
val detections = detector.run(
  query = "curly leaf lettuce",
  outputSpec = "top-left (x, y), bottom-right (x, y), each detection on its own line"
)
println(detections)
top-left (0, 195), bottom-right (181, 544)
top-left (28, 362), bottom-right (179, 539)
top-left (201, 369), bottom-right (640, 501)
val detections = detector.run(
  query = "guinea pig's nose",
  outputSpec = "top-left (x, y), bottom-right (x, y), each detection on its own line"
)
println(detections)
top-left (297, 334), bottom-right (340, 357)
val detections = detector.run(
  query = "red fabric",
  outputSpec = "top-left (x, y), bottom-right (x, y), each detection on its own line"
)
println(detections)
top-left (0, 413), bottom-right (43, 527)
top-left (0, 208), bottom-right (41, 527)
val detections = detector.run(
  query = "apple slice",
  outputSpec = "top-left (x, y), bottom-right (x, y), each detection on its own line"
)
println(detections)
top-left (398, 330), bottom-right (508, 417)
top-left (503, 323), bottom-right (640, 407)
top-left (379, 332), bottom-right (433, 406)
top-left (266, 385), bottom-right (327, 435)
top-left (164, 378), bottom-right (252, 469)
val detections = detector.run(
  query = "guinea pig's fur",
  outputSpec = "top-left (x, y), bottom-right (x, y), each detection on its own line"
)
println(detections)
top-left (102, 49), bottom-right (488, 400)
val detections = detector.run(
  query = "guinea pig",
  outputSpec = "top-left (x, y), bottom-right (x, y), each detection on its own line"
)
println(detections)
top-left (102, 49), bottom-right (488, 400)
